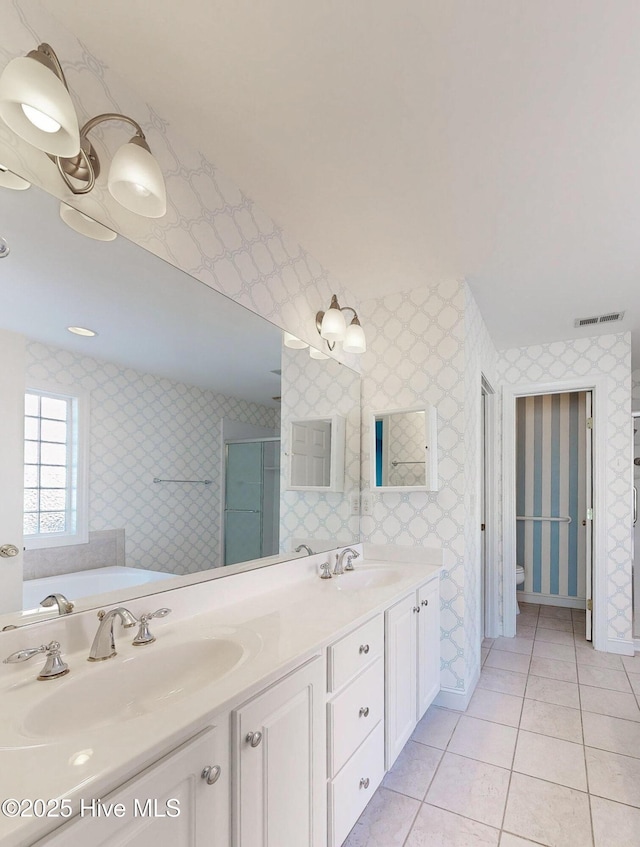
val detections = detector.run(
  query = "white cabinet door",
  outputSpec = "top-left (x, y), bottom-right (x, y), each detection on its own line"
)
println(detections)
top-left (233, 656), bottom-right (326, 847)
top-left (385, 594), bottom-right (417, 769)
top-left (417, 578), bottom-right (441, 718)
top-left (36, 725), bottom-right (230, 847)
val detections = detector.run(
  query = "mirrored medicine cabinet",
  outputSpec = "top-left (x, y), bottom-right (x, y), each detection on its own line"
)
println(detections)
top-left (371, 406), bottom-right (438, 492)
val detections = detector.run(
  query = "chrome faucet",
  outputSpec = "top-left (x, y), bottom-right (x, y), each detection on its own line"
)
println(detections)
top-left (334, 547), bottom-right (360, 575)
top-left (295, 544), bottom-right (314, 556)
top-left (88, 607), bottom-right (137, 661)
top-left (3, 641), bottom-right (69, 680)
top-left (40, 593), bottom-right (74, 615)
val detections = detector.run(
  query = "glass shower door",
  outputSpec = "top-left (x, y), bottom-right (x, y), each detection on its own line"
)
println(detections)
top-left (224, 441), bottom-right (263, 565)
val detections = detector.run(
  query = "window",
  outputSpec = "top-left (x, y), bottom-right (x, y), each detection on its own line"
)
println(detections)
top-left (24, 386), bottom-right (88, 549)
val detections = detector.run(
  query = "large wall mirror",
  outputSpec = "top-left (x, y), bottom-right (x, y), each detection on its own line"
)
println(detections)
top-left (0, 177), bottom-right (361, 628)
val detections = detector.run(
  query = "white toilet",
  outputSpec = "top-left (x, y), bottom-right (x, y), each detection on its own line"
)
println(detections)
top-left (516, 565), bottom-right (525, 614)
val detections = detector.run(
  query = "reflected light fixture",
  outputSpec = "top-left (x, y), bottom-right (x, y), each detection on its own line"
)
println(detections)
top-left (283, 331), bottom-right (309, 349)
top-left (0, 43), bottom-right (166, 223)
top-left (67, 326), bottom-right (97, 337)
top-left (0, 164), bottom-right (31, 190)
top-left (309, 347), bottom-right (330, 360)
top-left (60, 203), bottom-right (117, 242)
top-left (316, 294), bottom-right (366, 354)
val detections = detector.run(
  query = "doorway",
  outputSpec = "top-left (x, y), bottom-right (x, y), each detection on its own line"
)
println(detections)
top-left (514, 391), bottom-right (593, 642)
top-left (481, 375), bottom-right (498, 638)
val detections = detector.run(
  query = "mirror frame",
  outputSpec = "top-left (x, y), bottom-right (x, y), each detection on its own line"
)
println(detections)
top-left (370, 405), bottom-right (438, 492)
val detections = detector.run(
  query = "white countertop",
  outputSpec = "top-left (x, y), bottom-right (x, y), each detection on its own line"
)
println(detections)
top-left (0, 553), bottom-right (440, 847)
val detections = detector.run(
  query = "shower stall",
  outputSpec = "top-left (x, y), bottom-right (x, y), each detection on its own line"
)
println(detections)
top-left (223, 438), bottom-right (280, 566)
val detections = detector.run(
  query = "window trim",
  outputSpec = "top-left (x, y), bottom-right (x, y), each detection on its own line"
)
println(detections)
top-left (23, 381), bottom-right (89, 550)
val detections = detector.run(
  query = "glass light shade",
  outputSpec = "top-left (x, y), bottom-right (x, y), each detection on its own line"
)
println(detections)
top-left (343, 321), bottom-right (366, 354)
top-left (283, 331), bottom-right (308, 349)
top-left (0, 166), bottom-right (30, 190)
top-left (0, 56), bottom-right (80, 156)
top-left (60, 203), bottom-right (117, 242)
top-left (108, 141), bottom-right (166, 218)
top-left (309, 347), bottom-right (329, 360)
top-left (320, 306), bottom-right (346, 341)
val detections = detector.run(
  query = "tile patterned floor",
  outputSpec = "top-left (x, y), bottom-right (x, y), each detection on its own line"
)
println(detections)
top-left (342, 603), bottom-right (640, 847)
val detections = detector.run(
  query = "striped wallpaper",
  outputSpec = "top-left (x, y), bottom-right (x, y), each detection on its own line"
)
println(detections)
top-left (516, 392), bottom-right (588, 600)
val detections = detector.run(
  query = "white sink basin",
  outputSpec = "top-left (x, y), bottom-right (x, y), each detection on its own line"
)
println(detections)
top-left (21, 636), bottom-right (251, 739)
top-left (331, 565), bottom-right (403, 591)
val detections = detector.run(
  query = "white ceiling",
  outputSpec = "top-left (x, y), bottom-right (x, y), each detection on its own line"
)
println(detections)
top-left (41, 0), bottom-right (640, 362)
top-left (0, 184), bottom-right (282, 406)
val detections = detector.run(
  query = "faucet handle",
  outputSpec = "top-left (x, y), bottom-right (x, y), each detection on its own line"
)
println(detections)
top-left (319, 561), bottom-right (332, 579)
top-left (344, 550), bottom-right (360, 571)
top-left (132, 608), bottom-right (171, 646)
top-left (3, 641), bottom-right (69, 680)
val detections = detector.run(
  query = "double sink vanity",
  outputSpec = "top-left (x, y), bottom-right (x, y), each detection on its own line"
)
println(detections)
top-left (0, 545), bottom-right (442, 847)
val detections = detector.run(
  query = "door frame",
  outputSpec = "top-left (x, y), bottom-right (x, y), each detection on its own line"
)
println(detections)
top-left (481, 375), bottom-right (500, 638)
top-left (502, 376), bottom-right (607, 650)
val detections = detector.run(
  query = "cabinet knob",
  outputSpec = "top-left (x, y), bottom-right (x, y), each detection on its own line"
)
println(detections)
top-left (201, 765), bottom-right (222, 785)
top-left (246, 731), bottom-right (263, 748)
top-left (359, 644), bottom-right (370, 655)
top-left (359, 777), bottom-right (370, 790)
top-left (359, 706), bottom-right (370, 718)
top-left (413, 606), bottom-right (421, 613)
top-left (421, 599), bottom-right (429, 607)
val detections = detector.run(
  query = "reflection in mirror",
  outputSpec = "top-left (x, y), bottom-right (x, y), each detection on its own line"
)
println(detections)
top-left (372, 406), bottom-right (438, 491)
top-left (288, 415), bottom-right (345, 491)
top-left (0, 177), bottom-right (361, 627)
top-left (280, 346), bottom-right (360, 555)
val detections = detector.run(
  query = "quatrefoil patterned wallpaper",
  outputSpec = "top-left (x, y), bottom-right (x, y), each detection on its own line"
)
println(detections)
top-left (0, 1), bottom-right (635, 701)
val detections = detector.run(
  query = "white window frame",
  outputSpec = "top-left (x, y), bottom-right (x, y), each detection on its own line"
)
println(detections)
top-left (23, 381), bottom-right (89, 550)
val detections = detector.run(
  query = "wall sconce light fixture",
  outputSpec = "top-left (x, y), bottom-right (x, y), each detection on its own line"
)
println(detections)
top-left (316, 294), bottom-right (366, 354)
top-left (0, 43), bottom-right (166, 220)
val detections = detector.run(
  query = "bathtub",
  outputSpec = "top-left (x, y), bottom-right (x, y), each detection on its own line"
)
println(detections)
top-left (23, 566), bottom-right (173, 610)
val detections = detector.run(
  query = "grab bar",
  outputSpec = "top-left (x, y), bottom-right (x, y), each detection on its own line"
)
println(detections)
top-left (516, 515), bottom-right (572, 524)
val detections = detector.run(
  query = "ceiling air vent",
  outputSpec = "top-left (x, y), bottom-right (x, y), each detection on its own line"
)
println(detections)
top-left (574, 311), bottom-right (625, 328)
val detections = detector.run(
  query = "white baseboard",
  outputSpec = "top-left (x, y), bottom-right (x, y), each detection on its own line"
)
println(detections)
top-left (606, 637), bottom-right (635, 657)
top-left (434, 663), bottom-right (480, 712)
top-left (634, 638), bottom-right (640, 652)
top-left (517, 591), bottom-right (585, 610)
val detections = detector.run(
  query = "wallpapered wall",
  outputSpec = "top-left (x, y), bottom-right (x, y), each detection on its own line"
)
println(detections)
top-left (279, 345), bottom-right (361, 554)
top-left (26, 340), bottom-right (278, 576)
top-left (499, 333), bottom-right (633, 645)
top-left (0, 0), bottom-right (362, 361)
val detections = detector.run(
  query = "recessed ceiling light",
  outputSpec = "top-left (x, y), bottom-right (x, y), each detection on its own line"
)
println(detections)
top-left (67, 326), bottom-right (97, 337)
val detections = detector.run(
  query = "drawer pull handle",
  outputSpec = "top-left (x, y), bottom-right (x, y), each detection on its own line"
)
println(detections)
top-left (201, 765), bottom-right (222, 785)
top-left (421, 599), bottom-right (429, 607)
top-left (246, 731), bottom-right (263, 748)
top-left (413, 606), bottom-right (421, 613)
top-left (359, 706), bottom-right (370, 718)
top-left (359, 644), bottom-right (370, 655)
top-left (359, 777), bottom-right (370, 790)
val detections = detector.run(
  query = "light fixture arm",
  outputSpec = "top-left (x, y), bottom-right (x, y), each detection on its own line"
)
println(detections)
top-left (54, 113), bottom-right (150, 195)
top-left (28, 43), bottom-right (69, 89)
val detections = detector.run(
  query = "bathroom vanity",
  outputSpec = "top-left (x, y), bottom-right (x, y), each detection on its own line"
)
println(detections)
top-left (0, 547), bottom-right (441, 847)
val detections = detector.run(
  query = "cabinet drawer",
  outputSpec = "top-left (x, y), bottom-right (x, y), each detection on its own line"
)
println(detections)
top-left (328, 658), bottom-right (384, 777)
top-left (328, 721), bottom-right (385, 847)
top-left (328, 614), bottom-right (384, 693)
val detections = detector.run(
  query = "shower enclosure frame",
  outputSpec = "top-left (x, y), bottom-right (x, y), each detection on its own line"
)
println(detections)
top-left (502, 376), bottom-right (611, 653)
